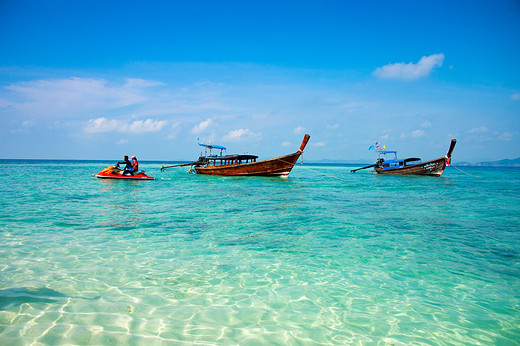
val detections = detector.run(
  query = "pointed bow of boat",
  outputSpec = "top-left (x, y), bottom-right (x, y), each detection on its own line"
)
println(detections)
top-left (446, 139), bottom-right (457, 158)
top-left (298, 134), bottom-right (311, 153)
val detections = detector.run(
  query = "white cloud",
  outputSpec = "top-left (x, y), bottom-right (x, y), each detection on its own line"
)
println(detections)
top-left (9, 119), bottom-right (36, 133)
top-left (468, 126), bottom-right (489, 134)
top-left (85, 117), bottom-right (167, 134)
top-left (22, 120), bottom-right (36, 128)
top-left (85, 117), bottom-right (120, 133)
top-left (191, 119), bottom-right (213, 134)
top-left (5, 77), bottom-right (151, 118)
top-left (117, 139), bottom-right (128, 145)
top-left (401, 129), bottom-right (425, 138)
top-left (167, 122), bottom-right (181, 139)
top-left (293, 126), bottom-right (305, 134)
top-left (326, 124), bottom-right (339, 129)
top-left (312, 141), bottom-right (327, 147)
top-left (511, 93), bottom-right (520, 101)
top-left (127, 119), bottom-right (168, 133)
top-left (124, 78), bottom-right (164, 88)
top-left (499, 132), bottom-right (514, 141)
top-left (223, 128), bottom-right (262, 142)
top-left (373, 54), bottom-right (444, 80)
top-left (421, 120), bottom-right (432, 128)
top-left (411, 129), bottom-right (424, 138)
top-left (281, 141), bottom-right (291, 147)
top-left (339, 102), bottom-right (362, 112)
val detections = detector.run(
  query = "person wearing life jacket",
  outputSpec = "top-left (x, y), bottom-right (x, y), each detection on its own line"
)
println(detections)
top-left (122, 155), bottom-right (139, 176)
top-left (131, 155), bottom-right (139, 172)
top-left (117, 155), bottom-right (132, 173)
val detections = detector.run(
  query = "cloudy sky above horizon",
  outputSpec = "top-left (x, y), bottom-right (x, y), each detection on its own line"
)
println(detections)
top-left (1, 0), bottom-right (519, 162)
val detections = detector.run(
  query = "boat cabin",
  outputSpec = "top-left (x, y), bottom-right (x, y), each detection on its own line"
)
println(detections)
top-left (377, 150), bottom-right (422, 170)
top-left (197, 141), bottom-right (258, 167)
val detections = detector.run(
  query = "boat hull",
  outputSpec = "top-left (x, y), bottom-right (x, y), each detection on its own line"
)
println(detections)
top-left (374, 156), bottom-right (447, 176)
top-left (195, 151), bottom-right (302, 176)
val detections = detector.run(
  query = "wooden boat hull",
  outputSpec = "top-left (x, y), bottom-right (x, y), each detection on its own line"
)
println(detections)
top-left (374, 156), bottom-right (447, 176)
top-left (195, 134), bottom-right (310, 177)
top-left (195, 151), bottom-right (302, 176)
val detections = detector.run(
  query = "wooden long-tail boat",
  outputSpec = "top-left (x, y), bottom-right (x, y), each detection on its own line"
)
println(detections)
top-left (162, 134), bottom-right (310, 177)
top-left (352, 139), bottom-right (456, 176)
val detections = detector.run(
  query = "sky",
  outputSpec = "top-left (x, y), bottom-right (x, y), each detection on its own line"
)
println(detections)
top-left (1, 0), bottom-right (519, 162)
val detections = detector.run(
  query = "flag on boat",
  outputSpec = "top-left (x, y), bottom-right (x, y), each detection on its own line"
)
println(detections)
top-left (369, 141), bottom-right (384, 150)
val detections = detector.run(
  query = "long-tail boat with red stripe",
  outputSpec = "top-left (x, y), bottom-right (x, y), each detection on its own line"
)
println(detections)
top-left (351, 139), bottom-right (456, 176)
top-left (161, 134), bottom-right (310, 177)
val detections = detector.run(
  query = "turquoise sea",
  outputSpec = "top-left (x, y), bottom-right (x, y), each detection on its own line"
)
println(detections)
top-left (1, 160), bottom-right (519, 345)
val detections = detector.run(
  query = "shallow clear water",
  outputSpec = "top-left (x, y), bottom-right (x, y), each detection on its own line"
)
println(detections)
top-left (1, 160), bottom-right (519, 344)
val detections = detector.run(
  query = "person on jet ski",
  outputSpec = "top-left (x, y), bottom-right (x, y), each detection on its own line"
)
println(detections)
top-left (117, 155), bottom-right (132, 175)
top-left (131, 155), bottom-right (139, 173)
top-left (122, 155), bottom-right (139, 176)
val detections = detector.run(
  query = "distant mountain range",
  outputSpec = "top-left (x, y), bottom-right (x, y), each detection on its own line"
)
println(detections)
top-left (455, 157), bottom-right (520, 167)
top-left (311, 159), bottom-right (369, 164)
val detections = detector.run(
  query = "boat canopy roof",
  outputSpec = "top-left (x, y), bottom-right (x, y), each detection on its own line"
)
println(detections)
top-left (404, 157), bottom-right (421, 162)
top-left (203, 154), bottom-right (258, 160)
top-left (377, 150), bottom-right (397, 154)
top-left (198, 143), bottom-right (227, 150)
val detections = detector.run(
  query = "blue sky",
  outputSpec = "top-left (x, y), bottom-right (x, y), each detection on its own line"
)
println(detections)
top-left (1, 0), bottom-right (519, 162)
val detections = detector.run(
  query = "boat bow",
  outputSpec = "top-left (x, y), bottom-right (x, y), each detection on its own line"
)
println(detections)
top-left (298, 134), bottom-right (311, 153)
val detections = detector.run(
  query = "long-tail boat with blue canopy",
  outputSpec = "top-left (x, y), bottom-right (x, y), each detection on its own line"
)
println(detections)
top-left (161, 134), bottom-right (310, 177)
top-left (351, 139), bottom-right (456, 176)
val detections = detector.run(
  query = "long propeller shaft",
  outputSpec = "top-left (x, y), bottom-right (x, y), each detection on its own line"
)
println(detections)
top-left (351, 164), bottom-right (376, 173)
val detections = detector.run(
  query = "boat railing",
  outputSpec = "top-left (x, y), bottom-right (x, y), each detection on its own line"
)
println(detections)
top-left (377, 151), bottom-right (398, 160)
top-left (201, 155), bottom-right (258, 166)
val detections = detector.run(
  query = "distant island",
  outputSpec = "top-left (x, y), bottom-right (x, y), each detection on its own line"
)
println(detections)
top-left (310, 159), bottom-right (369, 164)
top-left (455, 157), bottom-right (520, 167)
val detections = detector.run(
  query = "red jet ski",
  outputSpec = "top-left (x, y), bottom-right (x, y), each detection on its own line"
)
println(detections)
top-left (94, 163), bottom-right (155, 180)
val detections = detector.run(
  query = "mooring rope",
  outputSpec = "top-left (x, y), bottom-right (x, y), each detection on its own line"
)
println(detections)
top-left (281, 157), bottom-right (351, 182)
top-left (449, 164), bottom-right (483, 178)
top-left (299, 164), bottom-right (352, 182)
